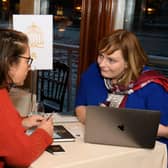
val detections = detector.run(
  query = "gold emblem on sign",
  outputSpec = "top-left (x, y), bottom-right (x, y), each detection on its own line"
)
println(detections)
top-left (31, 52), bottom-right (37, 60)
top-left (26, 22), bottom-right (44, 48)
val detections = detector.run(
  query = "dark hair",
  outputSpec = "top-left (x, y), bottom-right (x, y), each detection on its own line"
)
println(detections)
top-left (0, 29), bottom-right (28, 88)
top-left (98, 29), bottom-right (148, 86)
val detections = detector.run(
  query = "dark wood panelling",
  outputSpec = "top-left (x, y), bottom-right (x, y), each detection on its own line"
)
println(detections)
top-left (77, 0), bottom-right (115, 84)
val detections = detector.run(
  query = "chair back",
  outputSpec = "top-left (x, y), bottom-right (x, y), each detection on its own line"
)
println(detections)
top-left (37, 61), bottom-right (69, 112)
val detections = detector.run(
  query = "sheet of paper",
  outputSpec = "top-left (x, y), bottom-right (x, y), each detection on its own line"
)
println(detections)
top-left (51, 113), bottom-right (79, 123)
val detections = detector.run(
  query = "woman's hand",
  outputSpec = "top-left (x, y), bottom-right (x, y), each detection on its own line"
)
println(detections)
top-left (157, 124), bottom-right (168, 138)
top-left (22, 115), bottom-right (45, 129)
top-left (75, 106), bottom-right (86, 124)
top-left (38, 117), bottom-right (54, 137)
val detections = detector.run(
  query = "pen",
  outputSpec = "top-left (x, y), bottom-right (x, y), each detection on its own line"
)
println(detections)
top-left (46, 113), bottom-right (53, 120)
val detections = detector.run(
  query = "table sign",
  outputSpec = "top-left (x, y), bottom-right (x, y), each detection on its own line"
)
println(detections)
top-left (13, 15), bottom-right (53, 70)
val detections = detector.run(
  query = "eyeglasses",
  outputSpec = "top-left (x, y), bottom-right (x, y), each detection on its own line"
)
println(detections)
top-left (18, 56), bottom-right (33, 66)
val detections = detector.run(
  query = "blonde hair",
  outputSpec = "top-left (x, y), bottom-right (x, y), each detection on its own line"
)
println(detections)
top-left (98, 29), bottom-right (148, 86)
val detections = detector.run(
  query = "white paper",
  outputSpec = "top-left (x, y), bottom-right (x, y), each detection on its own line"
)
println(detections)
top-left (13, 15), bottom-right (53, 70)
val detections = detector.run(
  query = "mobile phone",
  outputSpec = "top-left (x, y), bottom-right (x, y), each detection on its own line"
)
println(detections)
top-left (46, 145), bottom-right (65, 154)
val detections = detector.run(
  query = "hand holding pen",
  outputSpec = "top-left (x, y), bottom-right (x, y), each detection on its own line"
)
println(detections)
top-left (46, 113), bottom-right (54, 121)
top-left (22, 115), bottom-right (45, 129)
top-left (38, 113), bottom-right (54, 137)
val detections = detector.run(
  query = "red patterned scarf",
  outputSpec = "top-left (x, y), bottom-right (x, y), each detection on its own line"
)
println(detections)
top-left (119, 70), bottom-right (168, 107)
top-left (105, 70), bottom-right (168, 107)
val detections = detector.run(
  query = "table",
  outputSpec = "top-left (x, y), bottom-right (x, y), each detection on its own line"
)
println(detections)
top-left (29, 113), bottom-right (167, 168)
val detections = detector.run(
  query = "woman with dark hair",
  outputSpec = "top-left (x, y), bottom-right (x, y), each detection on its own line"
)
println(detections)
top-left (0, 29), bottom-right (53, 168)
top-left (75, 29), bottom-right (168, 147)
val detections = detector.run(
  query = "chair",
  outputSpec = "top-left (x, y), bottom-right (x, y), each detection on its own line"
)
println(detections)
top-left (37, 61), bottom-right (69, 112)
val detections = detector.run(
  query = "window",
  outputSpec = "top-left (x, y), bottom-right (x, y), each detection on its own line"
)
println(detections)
top-left (43, 0), bottom-right (82, 113)
top-left (0, 0), bottom-right (19, 28)
top-left (124, 0), bottom-right (168, 76)
top-left (0, 0), bottom-right (82, 113)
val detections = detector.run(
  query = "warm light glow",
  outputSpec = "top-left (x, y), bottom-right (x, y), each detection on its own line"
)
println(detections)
top-left (2, 0), bottom-right (7, 2)
top-left (75, 6), bottom-right (81, 11)
top-left (58, 28), bottom-right (65, 32)
top-left (147, 8), bottom-right (154, 12)
top-left (147, 7), bottom-right (156, 14)
top-left (56, 7), bottom-right (63, 16)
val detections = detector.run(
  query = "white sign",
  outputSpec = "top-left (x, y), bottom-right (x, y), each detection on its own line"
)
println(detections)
top-left (13, 15), bottom-right (53, 70)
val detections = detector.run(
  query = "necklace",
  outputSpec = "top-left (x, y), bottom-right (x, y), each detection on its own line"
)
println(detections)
top-left (106, 93), bottom-right (125, 108)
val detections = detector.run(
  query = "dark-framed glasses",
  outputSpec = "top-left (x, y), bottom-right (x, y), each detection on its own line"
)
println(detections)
top-left (18, 56), bottom-right (33, 66)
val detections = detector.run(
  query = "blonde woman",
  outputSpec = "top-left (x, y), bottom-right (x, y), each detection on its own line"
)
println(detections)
top-left (75, 29), bottom-right (168, 148)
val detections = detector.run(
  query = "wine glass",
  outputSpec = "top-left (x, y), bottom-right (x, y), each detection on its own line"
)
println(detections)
top-left (36, 101), bottom-right (45, 116)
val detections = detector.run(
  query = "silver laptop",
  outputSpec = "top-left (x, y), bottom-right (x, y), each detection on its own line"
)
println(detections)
top-left (84, 106), bottom-right (160, 148)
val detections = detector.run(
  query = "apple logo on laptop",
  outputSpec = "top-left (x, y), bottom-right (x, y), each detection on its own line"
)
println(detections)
top-left (117, 124), bottom-right (125, 131)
